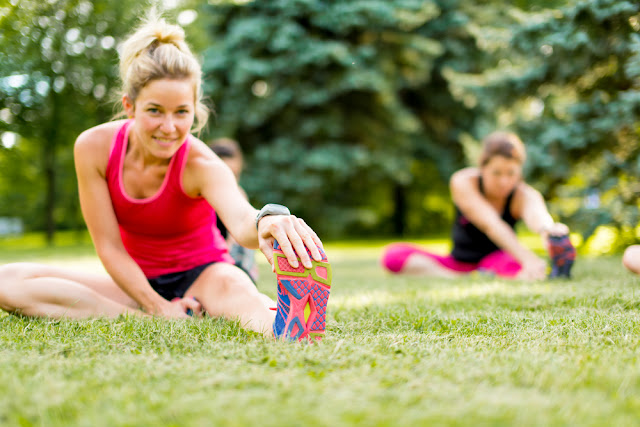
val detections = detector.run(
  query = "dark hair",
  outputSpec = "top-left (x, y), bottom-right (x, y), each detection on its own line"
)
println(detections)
top-left (479, 131), bottom-right (526, 166)
top-left (209, 137), bottom-right (242, 160)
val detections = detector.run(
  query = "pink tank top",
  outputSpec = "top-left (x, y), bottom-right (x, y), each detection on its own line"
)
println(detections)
top-left (106, 120), bottom-right (232, 278)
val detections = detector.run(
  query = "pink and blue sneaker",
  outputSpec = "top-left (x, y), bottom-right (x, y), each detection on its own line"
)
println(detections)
top-left (548, 234), bottom-right (576, 278)
top-left (272, 240), bottom-right (332, 343)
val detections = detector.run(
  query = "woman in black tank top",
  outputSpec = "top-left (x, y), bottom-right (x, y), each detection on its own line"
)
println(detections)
top-left (381, 131), bottom-right (576, 280)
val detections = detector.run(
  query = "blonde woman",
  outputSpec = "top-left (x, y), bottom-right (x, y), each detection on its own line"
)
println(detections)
top-left (381, 132), bottom-right (576, 280)
top-left (0, 15), bottom-right (331, 343)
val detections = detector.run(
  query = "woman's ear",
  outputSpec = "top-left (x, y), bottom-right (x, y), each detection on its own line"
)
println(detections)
top-left (122, 94), bottom-right (135, 118)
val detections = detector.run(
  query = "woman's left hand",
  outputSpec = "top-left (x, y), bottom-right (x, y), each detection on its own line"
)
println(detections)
top-left (543, 222), bottom-right (570, 237)
top-left (257, 215), bottom-right (324, 270)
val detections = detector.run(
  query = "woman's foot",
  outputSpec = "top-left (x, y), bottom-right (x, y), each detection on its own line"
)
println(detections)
top-left (272, 240), bottom-right (332, 343)
top-left (547, 235), bottom-right (576, 278)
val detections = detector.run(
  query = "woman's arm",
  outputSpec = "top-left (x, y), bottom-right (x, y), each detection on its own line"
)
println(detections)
top-left (450, 168), bottom-right (546, 278)
top-left (74, 126), bottom-right (197, 318)
top-left (517, 184), bottom-right (569, 237)
top-left (184, 141), bottom-right (323, 269)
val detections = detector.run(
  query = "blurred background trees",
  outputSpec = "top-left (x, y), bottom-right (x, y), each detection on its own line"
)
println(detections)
top-left (201, 0), bottom-right (483, 237)
top-left (0, 0), bottom-right (147, 242)
top-left (0, 0), bottom-right (638, 249)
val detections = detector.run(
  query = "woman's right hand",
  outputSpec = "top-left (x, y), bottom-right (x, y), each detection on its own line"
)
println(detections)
top-left (517, 255), bottom-right (547, 280)
top-left (542, 222), bottom-right (570, 237)
top-left (155, 297), bottom-right (202, 319)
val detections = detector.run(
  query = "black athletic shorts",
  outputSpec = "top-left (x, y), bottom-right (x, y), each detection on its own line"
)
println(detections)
top-left (148, 262), bottom-right (216, 301)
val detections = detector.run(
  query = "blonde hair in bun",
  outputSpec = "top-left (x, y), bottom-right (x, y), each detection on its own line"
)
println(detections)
top-left (117, 10), bottom-right (208, 133)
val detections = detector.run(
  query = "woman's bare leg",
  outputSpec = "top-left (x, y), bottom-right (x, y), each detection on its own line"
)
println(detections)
top-left (185, 263), bottom-right (276, 336)
top-left (382, 243), bottom-right (464, 278)
top-left (623, 245), bottom-right (640, 274)
top-left (0, 262), bottom-right (142, 318)
top-left (402, 254), bottom-right (464, 278)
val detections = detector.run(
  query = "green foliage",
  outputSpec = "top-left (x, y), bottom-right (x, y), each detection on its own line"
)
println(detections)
top-left (202, 0), bottom-right (487, 237)
top-left (0, 0), bottom-right (637, 246)
top-left (0, 0), bottom-right (148, 239)
top-left (0, 0), bottom-right (204, 240)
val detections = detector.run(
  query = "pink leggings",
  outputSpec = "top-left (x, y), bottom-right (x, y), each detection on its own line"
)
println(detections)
top-left (381, 243), bottom-right (522, 278)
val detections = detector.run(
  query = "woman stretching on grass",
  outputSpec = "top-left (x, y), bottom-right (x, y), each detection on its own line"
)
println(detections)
top-left (0, 15), bottom-right (331, 343)
top-left (381, 131), bottom-right (576, 280)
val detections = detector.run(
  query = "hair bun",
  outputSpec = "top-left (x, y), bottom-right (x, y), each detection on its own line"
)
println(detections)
top-left (153, 22), bottom-right (185, 46)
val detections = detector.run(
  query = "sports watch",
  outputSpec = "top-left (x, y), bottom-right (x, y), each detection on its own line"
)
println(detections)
top-left (255, 203), bottom-right (291, 230)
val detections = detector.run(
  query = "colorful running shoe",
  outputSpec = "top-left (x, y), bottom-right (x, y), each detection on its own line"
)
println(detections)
top-left (272, 240), bottom-right (332, 343)
top-left (548, 234), bottom-right (576, 278)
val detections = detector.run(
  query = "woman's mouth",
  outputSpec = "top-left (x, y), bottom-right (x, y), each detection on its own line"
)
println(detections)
top-left (153, 137), bottom-right (175, 147)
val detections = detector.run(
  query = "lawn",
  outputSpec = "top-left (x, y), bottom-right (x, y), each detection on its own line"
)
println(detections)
top-left (0, 237), bottom-right (639, 426)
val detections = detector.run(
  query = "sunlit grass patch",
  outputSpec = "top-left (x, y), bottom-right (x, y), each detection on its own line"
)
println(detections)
top-left (0, 239), bottom-right (639, 426)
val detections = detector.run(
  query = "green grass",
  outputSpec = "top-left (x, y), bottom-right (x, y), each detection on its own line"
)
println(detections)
top-left (1, 240), bottom-right (640, 426)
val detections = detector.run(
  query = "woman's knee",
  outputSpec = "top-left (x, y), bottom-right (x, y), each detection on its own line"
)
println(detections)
top-left (0, 262), bottom-right (41, 311)
top-left (0, 262), bottom-right (39, 281)
top-left (196, 264), bottom-right (255, 298)
top-left (623, 245), bottom-right (640, 274)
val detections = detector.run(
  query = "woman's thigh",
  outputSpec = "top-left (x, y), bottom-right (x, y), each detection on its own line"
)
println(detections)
top-left (1, 262), bottom-right (138, 308)
top-left (184, 262), bottom-right (272, 316)
top-left (477, 250), bottom-right (522, 278)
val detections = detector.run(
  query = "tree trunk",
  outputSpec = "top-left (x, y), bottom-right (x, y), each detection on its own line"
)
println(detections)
top-left (43, 89), bottom-right (60, 245)
top-left (392, 183), bottom-right (407, 236)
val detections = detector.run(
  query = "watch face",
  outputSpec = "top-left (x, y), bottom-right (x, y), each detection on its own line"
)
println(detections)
top-left (265, 204), bottom-right (289, 215)
top-left (256, 204), bottom-right (291, 229)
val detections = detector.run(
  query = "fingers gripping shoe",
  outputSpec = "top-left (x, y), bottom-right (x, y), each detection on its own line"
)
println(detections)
top-left (272, 240), bottom-right (332, 343)
top-left (548, 235), bottom-right (576, 278)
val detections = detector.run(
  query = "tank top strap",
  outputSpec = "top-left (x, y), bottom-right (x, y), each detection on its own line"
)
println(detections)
top-left (166, 136), bottom-right (191, 195)
top-left (503, 187), bottom-right (518, 224)
top-left (106, 120), bottom-right (132, 186)
top-left (505, 187), bottom-right (516, 210)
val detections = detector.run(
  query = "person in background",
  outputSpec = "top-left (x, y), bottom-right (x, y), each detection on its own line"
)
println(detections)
top-left (209, 137), bottom-right (259, 283)
top-left (381, 131), bottom-right (576, 280)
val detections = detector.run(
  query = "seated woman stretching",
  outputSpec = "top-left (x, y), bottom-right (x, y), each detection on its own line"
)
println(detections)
top-left (0, 15), bottom-right (331, 343)
top-left (381, 131), bottom-right (576, 280)
top-left (623, 245), bottom-right (640, 274)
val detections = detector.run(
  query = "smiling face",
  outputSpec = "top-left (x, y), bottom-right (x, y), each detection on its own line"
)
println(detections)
top-left (123, 78), bottom-right (195, 160)
top-left (480, 155), bottom-right (523, 200)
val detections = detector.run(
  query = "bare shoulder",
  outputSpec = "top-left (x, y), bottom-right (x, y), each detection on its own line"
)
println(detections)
top-left (184, 136), bottom-right (225, 171)
top-left (510, 181), bottom-right (542, 218)
top-left (75, 120), bottom-right (124, 149)
top-left (182, 136), bottom-right (232, 195)
top-left (450, 167), bottom-right (480, 191)
top-left (512, 181), bottom-right (541, 201)
top-left (74, 120), bottom-right (127, 175)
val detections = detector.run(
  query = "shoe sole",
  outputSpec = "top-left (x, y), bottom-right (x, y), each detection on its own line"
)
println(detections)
top-left (273, 240), bottom-right (332, 343)
top-left (548, 236), bottom-right (576, 279)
